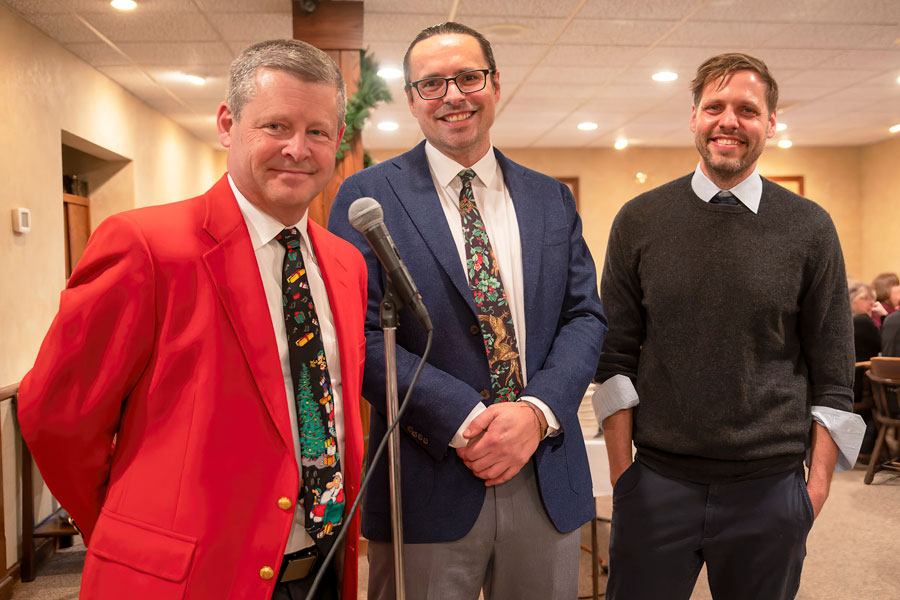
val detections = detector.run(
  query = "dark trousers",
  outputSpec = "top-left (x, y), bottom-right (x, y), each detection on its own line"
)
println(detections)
top-left (606, 462), bottom-right (814, 600)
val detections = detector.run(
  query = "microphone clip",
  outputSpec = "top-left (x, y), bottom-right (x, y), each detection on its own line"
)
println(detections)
top-left (379, 281), bottom-right (402, 330)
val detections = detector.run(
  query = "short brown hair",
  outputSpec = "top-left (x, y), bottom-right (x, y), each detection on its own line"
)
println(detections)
top-left (226, 39), bottom-right (346, 125)
top-left (691, 53), bottom-right (778, 115)
top-left (872, 272), bottom-right (900, 302)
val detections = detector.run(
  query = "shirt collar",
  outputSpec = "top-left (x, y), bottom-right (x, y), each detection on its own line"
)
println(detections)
top-left (228, 173), bottom-right (309, 251)
top-left (424, 141), bottom-right (498, 189)
top-left (690, 162), bottom-right (762, 214)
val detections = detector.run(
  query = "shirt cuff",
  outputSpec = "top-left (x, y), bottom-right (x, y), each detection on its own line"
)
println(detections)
top-left (592, 374), bottom-right (640, 427)
top-left (518, 395), bottom-right (561, 439)
top-left (809, 405), bottom-right (866, 471)
top-left (449, 402), bottom-right (487, 448)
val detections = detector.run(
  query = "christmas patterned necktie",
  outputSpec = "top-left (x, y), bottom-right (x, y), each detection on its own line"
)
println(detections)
top-left (456, 169), bottom-right (524, 403)
top-left (275, 228), bottom-right (344, 554)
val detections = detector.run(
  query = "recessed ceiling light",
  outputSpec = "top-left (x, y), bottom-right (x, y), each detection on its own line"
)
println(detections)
top-left (480, 23), bottom-right (534, 41)
top-left (889, 124), bottom-right (900, 133)
top-left (777, 139), bottom-right (793, 149)
top-left (577, 121), bottom-right (598, 131)
top-left (652, 71), bottom-right (678, 82)
top-left (896, 74), bottom-right (900, 84)
top-left (177, 72), bottom-right (206, 86)
top-left (635, 172), bottom-right (648, 184)
top-left (111, 0), bottom-right (137, 10)
top-left (377, 121), bottom-right (399, 131)
top-left (377, 67), bottom-right (403, 80)
top-left (775, 123), bottom-right (787, 131)
top-left (614, 138), bottom-right (628, 150)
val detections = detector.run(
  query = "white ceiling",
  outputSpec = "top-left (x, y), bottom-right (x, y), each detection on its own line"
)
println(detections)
top-left (6, 0), bottom-right (900, 150)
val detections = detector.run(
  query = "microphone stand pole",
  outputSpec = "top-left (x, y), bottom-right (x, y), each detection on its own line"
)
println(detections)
top-left (380, 283), bottom-right (406, 600)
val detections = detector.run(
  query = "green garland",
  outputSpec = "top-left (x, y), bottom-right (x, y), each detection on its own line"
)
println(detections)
top-left (336, 50), bottom-right (392, 166)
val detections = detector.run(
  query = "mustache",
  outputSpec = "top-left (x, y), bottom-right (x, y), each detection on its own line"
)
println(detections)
top-left (708, 131), bottom-right (747, 143)
top-left (435, 106), bottom-right (476, 119)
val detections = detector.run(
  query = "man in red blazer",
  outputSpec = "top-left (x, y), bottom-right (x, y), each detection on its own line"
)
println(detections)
top-left (18, 39), bottom-right (366, 599)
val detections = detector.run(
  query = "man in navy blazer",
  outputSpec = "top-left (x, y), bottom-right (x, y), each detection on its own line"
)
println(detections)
top-left (329, 22), bottom-right (606, 599)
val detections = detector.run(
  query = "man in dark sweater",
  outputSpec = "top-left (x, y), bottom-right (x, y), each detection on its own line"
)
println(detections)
top-left (594, 53), bottom-right (865, 600)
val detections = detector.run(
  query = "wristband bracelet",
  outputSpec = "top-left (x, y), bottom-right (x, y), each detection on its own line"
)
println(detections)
top-left (519, 401), bottom-right (548, 440)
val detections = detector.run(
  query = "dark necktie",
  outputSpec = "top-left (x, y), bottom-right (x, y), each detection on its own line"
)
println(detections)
top-left (275, 228), bottom-right (344, 554)
top-left (456, 169), bottom-right (524, 403)
top-left (710, 190), bottom-right (740, 206)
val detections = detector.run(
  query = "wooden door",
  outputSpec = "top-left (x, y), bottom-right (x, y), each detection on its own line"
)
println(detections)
top-left (63, 193), bottom-right (90, 278)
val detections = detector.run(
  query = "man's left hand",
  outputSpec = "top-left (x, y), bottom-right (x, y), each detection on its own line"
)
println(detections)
top-left (456, 402), bottom-right (542, 486)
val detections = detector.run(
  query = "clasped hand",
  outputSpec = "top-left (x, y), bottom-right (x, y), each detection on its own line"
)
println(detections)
top-left (456, 402), bottom-right (542, 486)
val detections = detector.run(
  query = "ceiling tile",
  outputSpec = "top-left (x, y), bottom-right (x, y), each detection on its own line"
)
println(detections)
top-left (193, 0), bottom-right (290, 12)
top-left (456, 16), bottom-right (569, 45)
top-left (81, 12), bottom-right (220, 42)
top-left (579, 0), bottom-right (709, 21)
top-left (543, 45), bottom-right (645, 67)
top-left (362, 0), bottom-right (453, 15)
top-left (457, 0), bottom-right (585, 18)
top-left (661, 21), bottom-right (789, 47)
top-left (23, 14), bottom-right (103, 43)
top-left (205, 13), bottom-right (293, 41)
top-left (763, 24), bottom-right (900, 50)
top-left (491, 43), bottom-right (552, 66)
top-left (364, 13), bottom-right (449, 43)
top-left (816, 50), bottom-right (900, 71)
top-left (561, 18), bottom-right (679, 46)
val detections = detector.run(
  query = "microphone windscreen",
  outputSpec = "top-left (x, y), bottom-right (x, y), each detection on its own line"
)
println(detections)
top-left (348, 197), bottom-right (384, 233)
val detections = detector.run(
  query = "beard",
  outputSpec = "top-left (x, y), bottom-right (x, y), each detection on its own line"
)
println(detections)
top-left (694, 131), bottom-right (764, 183)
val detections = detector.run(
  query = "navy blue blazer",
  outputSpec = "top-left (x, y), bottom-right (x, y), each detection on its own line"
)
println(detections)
top-left (329, 141), bottom-right (607, 543)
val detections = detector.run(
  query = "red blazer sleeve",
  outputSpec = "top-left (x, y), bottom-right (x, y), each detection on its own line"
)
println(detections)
top-left (18, 214), bottom-right (156, 543)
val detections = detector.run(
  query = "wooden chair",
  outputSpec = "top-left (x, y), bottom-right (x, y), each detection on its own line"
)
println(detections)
top-left (853, 360), bottom-right (873, 413)
top-left (863, 357), bottom-right (900, 484)
top-left (8, 387), bottom-right (79, 582)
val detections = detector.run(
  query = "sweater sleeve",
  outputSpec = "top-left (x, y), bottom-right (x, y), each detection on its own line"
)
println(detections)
top-left (596, 205), bottom-right (644, 385)
top-left (799, 214), bottom-right (854, 412)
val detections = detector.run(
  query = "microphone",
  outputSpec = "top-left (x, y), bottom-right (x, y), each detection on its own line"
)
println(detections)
top-left (348, 197), bottom-right (433, 332)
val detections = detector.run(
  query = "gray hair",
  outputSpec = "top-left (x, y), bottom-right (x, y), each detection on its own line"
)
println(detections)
top-left (226, 39), bottom-right (346, 126)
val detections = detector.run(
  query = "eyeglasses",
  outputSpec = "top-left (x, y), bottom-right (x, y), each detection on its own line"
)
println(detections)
top-left (408, 69), bottom-right (494, 100)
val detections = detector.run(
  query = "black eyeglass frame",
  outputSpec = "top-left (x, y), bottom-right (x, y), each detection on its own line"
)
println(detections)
top-left (407, 69), bottom-right (496, 100)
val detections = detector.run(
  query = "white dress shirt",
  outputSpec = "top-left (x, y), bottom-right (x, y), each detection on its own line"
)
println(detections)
top-left (592, 164), bottom-right (865, 471)
top-left (230, 175), bottom-right (345, 553)
top-left (422, 142), bottom-right (560, 446)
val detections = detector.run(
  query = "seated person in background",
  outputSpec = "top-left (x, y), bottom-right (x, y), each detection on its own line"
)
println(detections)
top-left (850, 279), bottom-right (888, 328)
top-left (872, 272), bottom-right (900, 316)
top-left (849, 279), bottom-right (881, 455)
top-left (882, 311), bottom-right (900, 357)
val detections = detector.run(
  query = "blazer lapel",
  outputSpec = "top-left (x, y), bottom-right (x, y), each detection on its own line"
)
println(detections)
top-left (385, 143), bottom-right (476, 315)
top-left (201, 176), bottom-right (294, 453)
top-left (497, 150), bottom-right (544, 318)
top-left (307, 221), bottom-right (352, 373)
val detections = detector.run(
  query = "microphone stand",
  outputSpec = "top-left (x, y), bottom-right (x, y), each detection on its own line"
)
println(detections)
top-left (380, 282), bottom-right (406, 600)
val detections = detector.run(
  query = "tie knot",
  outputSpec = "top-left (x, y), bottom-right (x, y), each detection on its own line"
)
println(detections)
top-left (275, 227), bottom-right (302, 250)
top-left (711, 191), bottom-right (740, 206)
top-left (458, 169), bottom-right (476, 186)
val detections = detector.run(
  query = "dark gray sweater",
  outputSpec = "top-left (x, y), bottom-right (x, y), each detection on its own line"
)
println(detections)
top-left (597, 174), bottom-right (854, 483)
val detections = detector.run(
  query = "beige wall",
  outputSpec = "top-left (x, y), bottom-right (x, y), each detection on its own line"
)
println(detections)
top-left (0, 5), bottom-right (226, 568)
top-left (860, 134), bottom-right (900, 283)
top-left (371, 143), bottom-right (872, 281)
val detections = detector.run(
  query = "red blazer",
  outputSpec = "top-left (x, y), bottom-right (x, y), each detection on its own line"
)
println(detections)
top-left (18, 175), bottom-right (366, 599)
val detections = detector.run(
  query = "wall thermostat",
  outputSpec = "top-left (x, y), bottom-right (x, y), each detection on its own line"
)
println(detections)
top-left (12, 207), bottom-right (31, 233)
